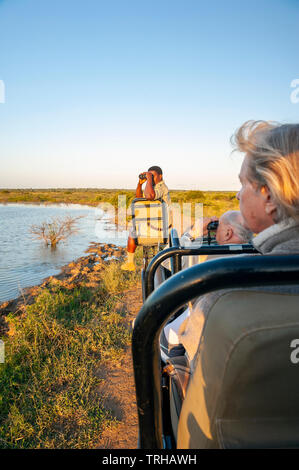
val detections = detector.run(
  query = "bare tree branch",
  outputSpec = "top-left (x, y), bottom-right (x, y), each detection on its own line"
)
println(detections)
top-left (30, 215), bottom-right (84, 248)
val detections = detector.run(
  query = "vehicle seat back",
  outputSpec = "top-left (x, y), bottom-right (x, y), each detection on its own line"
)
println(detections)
top-left (131, 199), bottom-right (170, 246)
top-left (177, 290), bottom-right (299, 449)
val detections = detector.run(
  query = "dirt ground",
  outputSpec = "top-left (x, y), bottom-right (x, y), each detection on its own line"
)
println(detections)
top-left (0, 243), bottom-right (142, 449)
top-left (96, 287), bottom-right (143, 449)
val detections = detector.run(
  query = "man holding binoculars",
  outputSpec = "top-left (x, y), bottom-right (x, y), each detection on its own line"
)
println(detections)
top-left (121, 165), bottom-right (170, 271)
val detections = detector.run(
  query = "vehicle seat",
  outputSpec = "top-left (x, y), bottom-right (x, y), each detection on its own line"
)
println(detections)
top-left (131, 198), bottom-right (170, 246)
top-left (176, 289), bottom-right (299, 449)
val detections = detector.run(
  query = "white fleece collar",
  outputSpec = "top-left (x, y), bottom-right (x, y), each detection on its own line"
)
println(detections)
top-left (252, 218), bottom-right (299, 253)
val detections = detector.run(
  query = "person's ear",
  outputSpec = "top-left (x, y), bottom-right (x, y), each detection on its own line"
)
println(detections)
top-left (225, 226), bottom-right (233, 241)
top-left (261, 186), bottom-right (277, 216)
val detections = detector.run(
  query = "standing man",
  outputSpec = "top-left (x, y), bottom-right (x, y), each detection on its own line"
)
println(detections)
top-left (121, 166), bottom-right (170, 271)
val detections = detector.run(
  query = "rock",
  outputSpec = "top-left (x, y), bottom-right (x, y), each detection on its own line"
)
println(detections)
top-left (0, 241), bottom-right (125, 329)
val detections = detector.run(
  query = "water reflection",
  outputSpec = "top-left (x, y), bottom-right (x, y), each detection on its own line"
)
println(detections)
top-left (0, 203), bottom-right (128, 303)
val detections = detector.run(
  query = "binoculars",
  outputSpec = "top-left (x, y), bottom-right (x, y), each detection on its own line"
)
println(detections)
top-left (139, 173), bottom-right (155, 186)
top-left (205, 220), bottom-right (219, 245)
top-left (207, 220), bottom-right (219, 231)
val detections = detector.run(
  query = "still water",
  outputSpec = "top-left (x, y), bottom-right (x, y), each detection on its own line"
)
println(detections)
top-left (0, 203), bottom-right (127, 304)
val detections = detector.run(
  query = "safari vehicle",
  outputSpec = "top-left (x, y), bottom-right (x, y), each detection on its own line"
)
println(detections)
top-left (132, 228), bottom-right (299, 449)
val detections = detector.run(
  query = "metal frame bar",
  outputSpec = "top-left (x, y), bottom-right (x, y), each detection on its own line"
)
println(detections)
top-left (132, 254), bottom-right (299, 449)
top-left (143, 241), bottom-right (258, 299)
top-left (168, 228), bottom-right (181, 275)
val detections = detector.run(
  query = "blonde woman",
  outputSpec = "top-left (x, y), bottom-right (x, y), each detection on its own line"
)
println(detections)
top-left (180, 120), bottom-right (299, 368)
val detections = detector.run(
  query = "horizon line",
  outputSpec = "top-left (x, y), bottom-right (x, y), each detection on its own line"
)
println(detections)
top-left (0, 187), bottom-right (237, 192)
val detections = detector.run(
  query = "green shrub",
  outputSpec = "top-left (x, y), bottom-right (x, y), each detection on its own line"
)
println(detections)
top-left (184, 190), bottom-right (204, 200)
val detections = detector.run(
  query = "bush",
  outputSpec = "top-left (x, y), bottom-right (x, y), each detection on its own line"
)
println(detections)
top-left (30, 216), bottom-right (83, 248)
top-left (184, 190), bottom-right (204, 200)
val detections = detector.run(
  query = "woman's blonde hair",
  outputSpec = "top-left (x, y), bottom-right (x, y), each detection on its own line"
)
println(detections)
top-left (232, 120), bottom-right (299, 222)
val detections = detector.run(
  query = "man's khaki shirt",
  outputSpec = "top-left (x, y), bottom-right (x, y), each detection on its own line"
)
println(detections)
top-left (153, 180), bottom-right (171, 205)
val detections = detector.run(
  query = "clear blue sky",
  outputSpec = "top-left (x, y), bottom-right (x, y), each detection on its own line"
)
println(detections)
top-left (0, 0), bottom-right (298, 190)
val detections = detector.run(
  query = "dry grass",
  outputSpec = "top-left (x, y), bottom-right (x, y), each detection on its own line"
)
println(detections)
top-left (0, 259), bottom-right (140, 449)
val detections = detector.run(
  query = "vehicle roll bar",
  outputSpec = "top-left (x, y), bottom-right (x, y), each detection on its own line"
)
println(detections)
top-left (132, 254), bottom-right (299, 449)
top-left (169, 227), bottom-right (180, 247)
top-left (168, 228), bottom-right (181, 274)
top-left (143, 229), bottom-right (258, 299)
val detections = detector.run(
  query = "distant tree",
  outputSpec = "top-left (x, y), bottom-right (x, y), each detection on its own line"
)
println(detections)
top-left (30, 215), bottom-right (83, 248)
